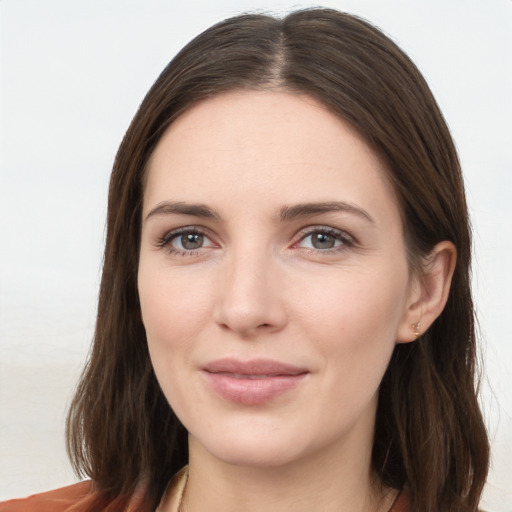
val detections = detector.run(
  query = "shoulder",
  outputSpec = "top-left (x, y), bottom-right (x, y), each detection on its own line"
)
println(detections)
top-left (0, 481), bottom-right (93, 512)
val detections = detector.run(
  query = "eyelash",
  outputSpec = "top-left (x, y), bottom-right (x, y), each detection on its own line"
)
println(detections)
top-left (156, 226), bottom-right (355, 257)
top-left (156, 226), bottom-right (212, 256)
top-left (294, 226), bottom-right (354, 254)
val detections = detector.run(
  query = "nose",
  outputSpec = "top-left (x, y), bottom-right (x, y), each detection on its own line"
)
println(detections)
top-left (214, 250), bottom-right (287, 338)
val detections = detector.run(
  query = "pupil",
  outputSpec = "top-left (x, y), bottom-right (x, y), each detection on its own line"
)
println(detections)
top-left (312, 233), bottom-right (334, 249)
top-left (182, 233), bottom-right (203, 250)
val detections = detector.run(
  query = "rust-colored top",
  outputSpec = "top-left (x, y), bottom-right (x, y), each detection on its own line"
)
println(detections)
top-left (1, 471), bottom-right (410, 511)
top-left (391, 489), bottom-right (410, 512)
top-left (0, 481), bottom-right (93, 512)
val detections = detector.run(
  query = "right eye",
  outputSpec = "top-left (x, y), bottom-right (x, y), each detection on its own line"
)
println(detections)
top-left (158, 228), bottom-right (215, 255)
top-left (173, 232), bottom-right (207, 250)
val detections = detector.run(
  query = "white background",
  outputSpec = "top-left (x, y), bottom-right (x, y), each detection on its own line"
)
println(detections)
top-left (1, 0), bottom-right (511, 509)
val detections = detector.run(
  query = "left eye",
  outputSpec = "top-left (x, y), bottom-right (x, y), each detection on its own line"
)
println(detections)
top-left (298, 230), bottom-right (348, 250)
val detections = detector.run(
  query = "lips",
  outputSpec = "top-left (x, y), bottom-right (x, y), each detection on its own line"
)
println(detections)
top-left (202, 358), bottom-right (308, 405)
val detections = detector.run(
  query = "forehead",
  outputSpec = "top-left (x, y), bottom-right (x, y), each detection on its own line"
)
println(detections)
top-left (143, 90), bottom-right (399, 221)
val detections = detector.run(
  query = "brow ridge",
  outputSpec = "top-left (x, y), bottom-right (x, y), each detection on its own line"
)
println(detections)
top-left (145, 200), bottom-right (373, 224)
top-left (145, 201), bottom-right (222, 221)
top-left (279, 201), bottom-right (374, 223)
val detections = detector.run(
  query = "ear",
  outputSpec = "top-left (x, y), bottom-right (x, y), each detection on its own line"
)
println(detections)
top-left (397, 241), bottom-right (457, 344)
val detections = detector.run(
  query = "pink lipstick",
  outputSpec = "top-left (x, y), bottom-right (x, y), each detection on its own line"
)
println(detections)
top-left (202, 358), bottom-right (308, 405)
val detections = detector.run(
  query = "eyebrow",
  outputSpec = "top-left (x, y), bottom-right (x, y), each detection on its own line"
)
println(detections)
top-left (145, 201), bottom-right (222, 221)
top-left (144, 200), bottom-right (374, 224)
top-left (279, 201), bottom-right (374, 223)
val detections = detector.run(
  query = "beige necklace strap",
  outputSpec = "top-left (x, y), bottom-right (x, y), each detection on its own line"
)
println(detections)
top-left (176, 468), bottom-right (189, 512)
top-left (156, 466), bottom-right (189, 512)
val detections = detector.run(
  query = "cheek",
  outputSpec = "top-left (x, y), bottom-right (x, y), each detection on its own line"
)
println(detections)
top-left (292, 265), bottom-right (408, 386)
top-left (295, 266), bottom-right (407, 338)
top-left (139, 264), bottom-right (213, 343)
top-left (137, 259), bottom-right (230, 402)
top-left (138, 266), bottom-right (214, 404)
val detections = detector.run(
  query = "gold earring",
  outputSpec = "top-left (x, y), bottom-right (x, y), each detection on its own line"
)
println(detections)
top-left (412, 321), bottom-right (421, 339)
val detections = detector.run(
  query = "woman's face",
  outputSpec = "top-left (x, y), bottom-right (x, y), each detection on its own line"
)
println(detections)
top-left (138, 90), bottom-right (418, 469)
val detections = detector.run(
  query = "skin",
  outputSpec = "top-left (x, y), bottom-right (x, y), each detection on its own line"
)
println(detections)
top-left (138, 90), bottom-right (455, 512)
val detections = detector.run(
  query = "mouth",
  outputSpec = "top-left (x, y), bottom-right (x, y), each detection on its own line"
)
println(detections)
top-left (213, 372), bottom-right (294, 379)
top-left (202, 358), bottom-right (309, 405)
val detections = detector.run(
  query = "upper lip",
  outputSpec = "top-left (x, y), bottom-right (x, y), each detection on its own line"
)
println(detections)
top-left (203, 358), bottom-right (308, 376)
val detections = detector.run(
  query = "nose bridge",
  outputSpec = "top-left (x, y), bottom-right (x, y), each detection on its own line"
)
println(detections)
top-left (215, 240), bottom-right (285, 335)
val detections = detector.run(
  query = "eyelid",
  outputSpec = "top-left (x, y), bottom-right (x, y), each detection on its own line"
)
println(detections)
top-left (156, 225), bottom-right (217, 252)
top-left (293, 225), bottom-right (355, 250)
top-left (154, 224), bottom-right (355, 256)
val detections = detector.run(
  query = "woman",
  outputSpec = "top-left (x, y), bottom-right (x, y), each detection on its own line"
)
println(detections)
top-left (2, 8), bottom-right (489, 512)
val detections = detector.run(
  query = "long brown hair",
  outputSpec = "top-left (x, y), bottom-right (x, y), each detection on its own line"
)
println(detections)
top-left (67, 8), bottom-right (489, 511)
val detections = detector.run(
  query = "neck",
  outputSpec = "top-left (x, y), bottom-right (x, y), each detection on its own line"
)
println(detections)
top-left (179, 434), bottom-right (394, 512)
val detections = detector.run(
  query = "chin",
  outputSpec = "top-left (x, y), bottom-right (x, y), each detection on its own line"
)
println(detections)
top-left (189, 422), bottom-right (310, 469)
top-left (206, 443), bottom-right (304, 469)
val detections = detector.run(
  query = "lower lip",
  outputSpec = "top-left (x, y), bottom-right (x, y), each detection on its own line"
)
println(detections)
top-left (203, 372), bottom-right (307, 405)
